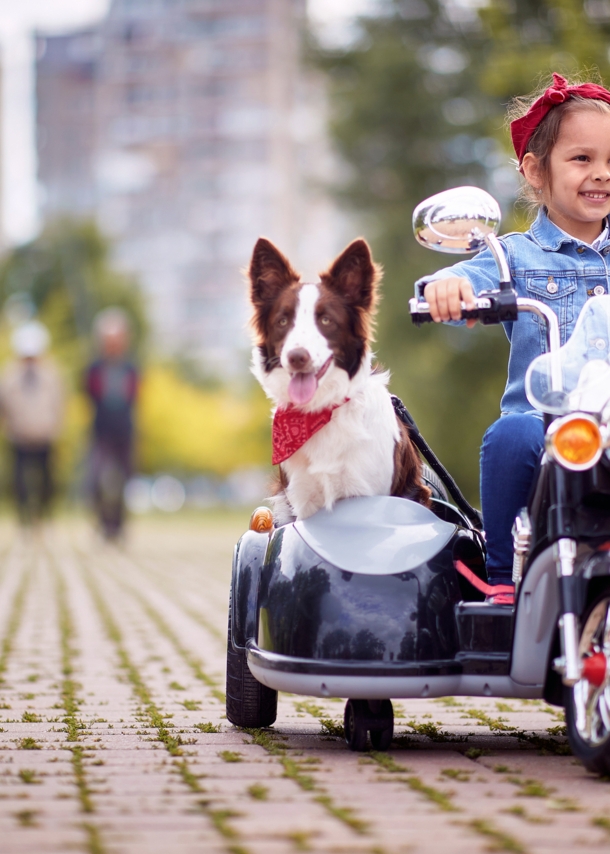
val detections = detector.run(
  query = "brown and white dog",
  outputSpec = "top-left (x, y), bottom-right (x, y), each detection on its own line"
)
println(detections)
top-left (248, 236), bottom-right (430, 524)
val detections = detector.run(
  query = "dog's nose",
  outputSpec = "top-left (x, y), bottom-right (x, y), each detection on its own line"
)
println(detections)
top-left (287, 348), bottom-right (313, 372)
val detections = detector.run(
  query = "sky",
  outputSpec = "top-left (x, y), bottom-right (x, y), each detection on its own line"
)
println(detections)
top-left (0, 0), bottom-right (379, 247)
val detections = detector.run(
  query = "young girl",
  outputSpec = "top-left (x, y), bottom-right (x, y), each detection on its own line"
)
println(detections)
top-left (417, 73), bottom-right (610, 600)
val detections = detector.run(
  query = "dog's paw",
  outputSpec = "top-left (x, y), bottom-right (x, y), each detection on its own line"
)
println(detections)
top-left (271, 493), bottom-right (296, 527)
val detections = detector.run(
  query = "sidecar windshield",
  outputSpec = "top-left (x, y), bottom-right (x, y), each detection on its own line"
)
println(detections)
top-left (526, 296), bottom-right (610, 416)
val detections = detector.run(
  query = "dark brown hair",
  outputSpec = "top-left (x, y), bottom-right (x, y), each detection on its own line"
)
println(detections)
top-left (507, 75), bottom-right (610, 211)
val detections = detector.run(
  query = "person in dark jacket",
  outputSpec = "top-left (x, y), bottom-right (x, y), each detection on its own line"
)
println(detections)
top-left (86, 308), bottom-right (138, 538)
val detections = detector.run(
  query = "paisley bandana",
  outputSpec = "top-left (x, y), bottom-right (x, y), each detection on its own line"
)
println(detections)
top-left (510, 72), bottom-right (610, 163)
top-left (272, 401), bottom-right (348, 465)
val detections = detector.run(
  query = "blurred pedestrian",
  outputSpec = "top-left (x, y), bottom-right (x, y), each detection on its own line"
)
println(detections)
top-left (86, 308), bottom-right (138, 538)
top-left (0, 321), bottom-right (65, 523)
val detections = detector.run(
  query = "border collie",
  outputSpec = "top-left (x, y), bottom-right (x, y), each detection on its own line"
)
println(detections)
top-left (248, 236), bottom-right (430, 524)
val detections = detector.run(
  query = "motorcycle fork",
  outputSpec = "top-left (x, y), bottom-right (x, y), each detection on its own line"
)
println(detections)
top-left (554, 538), bottom-right (582, 686)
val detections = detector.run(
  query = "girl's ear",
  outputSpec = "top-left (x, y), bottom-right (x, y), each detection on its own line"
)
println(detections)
top-left (521, 152), bottom-right (544, 191)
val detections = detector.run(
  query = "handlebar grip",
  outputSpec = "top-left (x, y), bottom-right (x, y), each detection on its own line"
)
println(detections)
top-left (409, 297), bottom-right (492, 325)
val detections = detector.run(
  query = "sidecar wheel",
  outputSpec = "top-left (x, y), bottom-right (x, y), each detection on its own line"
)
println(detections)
top-left (565, 592), bottom-right (610, 774)
top-left (344, 699), bottom-right (368, 752)
top-left (370, 700), bottom-right (394, 751)
top-left (226, 597), bottom-right (277, 728)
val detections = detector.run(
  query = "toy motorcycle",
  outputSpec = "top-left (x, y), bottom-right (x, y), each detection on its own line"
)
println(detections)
top-left (226, 187), bottom-right (610, 774)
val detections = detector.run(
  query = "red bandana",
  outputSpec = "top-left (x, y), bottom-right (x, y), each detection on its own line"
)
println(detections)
top-left (510, 72), bottom-right (610, 163)
top-left (272, 401), bottom-right (348, 465)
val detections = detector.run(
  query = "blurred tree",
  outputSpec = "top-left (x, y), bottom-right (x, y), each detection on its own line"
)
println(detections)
top-left (0, 218), bottom-right (146, 371)
top-left (137, 366), bottom-right (270, 476)
top-left (313, 0), bottom-right (610, 503)
top-left (479, 0), bottom-right (610, 104)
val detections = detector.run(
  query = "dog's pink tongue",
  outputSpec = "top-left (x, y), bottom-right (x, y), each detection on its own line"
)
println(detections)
top-left (288, 372), bottom-right (318, 405)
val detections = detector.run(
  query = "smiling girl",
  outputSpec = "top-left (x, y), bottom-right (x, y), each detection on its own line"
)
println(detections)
top-left (417, 73), bottom-right (610, 599)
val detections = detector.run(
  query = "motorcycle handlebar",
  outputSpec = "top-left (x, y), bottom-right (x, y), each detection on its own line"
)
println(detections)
top-left (409, 290), bottom-right (563, 392)
top-left (409, 290), bottom-right (518, 327)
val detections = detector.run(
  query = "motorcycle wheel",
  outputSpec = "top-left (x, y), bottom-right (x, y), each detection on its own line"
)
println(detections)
top-left (225, 594), bottom-right (278, 728)
top-left (565, 591), bottom-right (610, 774)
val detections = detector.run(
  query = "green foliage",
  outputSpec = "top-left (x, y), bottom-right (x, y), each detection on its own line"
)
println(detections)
top-left (0, 218), bottom-right (146, 371)
top-left (313, 0), bottom-right (610, 501)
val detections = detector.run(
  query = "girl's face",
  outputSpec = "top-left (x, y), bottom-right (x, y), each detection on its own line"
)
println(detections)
top-left (523, 108), bottom-right (610, 243)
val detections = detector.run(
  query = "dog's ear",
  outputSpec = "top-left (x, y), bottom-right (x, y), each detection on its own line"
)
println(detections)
top-left (249, 238), bottom-right (299, 306)
top-left (320, 239), bottom-right (381, 311)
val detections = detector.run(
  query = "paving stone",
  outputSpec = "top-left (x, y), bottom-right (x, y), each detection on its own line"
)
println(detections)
top-left (0, 515), bottom-right (607, 854)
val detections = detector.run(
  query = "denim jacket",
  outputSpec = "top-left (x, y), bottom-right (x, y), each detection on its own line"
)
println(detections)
top-left (415, 208), bottom-right (610, 415)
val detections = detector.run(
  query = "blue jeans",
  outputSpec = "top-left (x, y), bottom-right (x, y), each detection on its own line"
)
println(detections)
top-left (480, 414), bottom-right (545, 585)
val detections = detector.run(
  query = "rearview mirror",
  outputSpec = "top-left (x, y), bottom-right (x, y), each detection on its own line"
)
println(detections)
top-left (413, 186), bottom-right (502, 254)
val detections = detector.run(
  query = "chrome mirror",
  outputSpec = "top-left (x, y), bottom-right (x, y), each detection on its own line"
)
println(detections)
top-left (413, 186), bottom-right (501, 254)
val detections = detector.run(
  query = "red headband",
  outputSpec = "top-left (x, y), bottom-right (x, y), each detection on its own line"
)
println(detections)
top-left (510, 72), bottom-right (610, 163)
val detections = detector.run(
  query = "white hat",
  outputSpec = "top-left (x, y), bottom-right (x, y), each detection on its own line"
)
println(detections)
top-left (11, 321), bottom-right (50, 358)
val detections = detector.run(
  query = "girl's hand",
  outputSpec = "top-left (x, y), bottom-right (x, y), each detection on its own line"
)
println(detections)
top-left (423, 277), bottom-right (477, 328)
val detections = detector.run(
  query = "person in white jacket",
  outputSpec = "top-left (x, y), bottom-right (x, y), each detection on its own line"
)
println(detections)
top-left (0, 322), bottom-right (65, 522)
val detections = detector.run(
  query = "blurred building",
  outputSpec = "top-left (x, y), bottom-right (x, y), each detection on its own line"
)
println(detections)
top-left (35, 0), bottom-right (345, 375)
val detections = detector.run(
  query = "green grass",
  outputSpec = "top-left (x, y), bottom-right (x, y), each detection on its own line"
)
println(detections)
top-left (247, 783), bottom-right (268, 800)
top-left (195, 721), bottom-right (221, 733)
top-left (82, 563), bottom-right (244, 849)
top-left (503, 805), bottom-right (551, 824)
top-left (461, 708), bottom-right (517, 731)
top-left (14, 809), bottom-right (39, 827)
top-left (319, 717), bottom-right (344, 738)
top-left (441, 768), bottom-right (471, 782)
top-left (18, 769), bottom-right (40, 784)
top-left (469, 819), bottom-right (527, 852)
top-left (21, 711), bottom-right (41, 723)
top-left (404, 776), bottom-right (458, 812)
top-left (244, 727), bottom-right (369, 834)
top-left (18, 737), bottom-right (41, 750)
top-left (593, 815), bottom-right (610, 834)
top-left (219, 750), bottom-right (242, 763)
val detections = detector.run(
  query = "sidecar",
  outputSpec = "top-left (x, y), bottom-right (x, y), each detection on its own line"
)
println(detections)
top-left (226, 494), bottom-right (542, 750)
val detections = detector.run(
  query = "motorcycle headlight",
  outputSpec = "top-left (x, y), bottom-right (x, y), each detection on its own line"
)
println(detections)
top-left (546, 414), bottom-right (603, 471)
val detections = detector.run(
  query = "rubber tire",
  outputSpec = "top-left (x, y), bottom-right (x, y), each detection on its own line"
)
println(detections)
top-left (369, 700), bottom-right (394, 751)
top-left (344, 699), bottom-right (369, 752)
top-left (226, 596), bottom-right (278, 728)
top-left (565, 590), bottom-right (610, 775)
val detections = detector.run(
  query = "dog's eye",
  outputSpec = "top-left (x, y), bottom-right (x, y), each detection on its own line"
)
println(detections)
top-left (319, 315), bottom-right (331, 326)
top-left (277, 316), bottom-right (289, 327)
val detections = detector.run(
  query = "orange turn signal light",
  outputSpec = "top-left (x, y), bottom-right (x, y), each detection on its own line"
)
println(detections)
top-left (546, 414), bottom-right (603, 471)
top-left (249, 506), bottom-right (274, 533)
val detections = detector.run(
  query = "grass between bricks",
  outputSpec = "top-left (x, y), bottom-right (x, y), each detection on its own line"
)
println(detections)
top-left (468, 819), bottom-right (527, 853)
top-left (98, 564), bottom-right (225, 703)
top-left (127, 551), bottom-right (226, 644)
top-left (244, 728), bottom-right (368, 834)
top-left (81, 564), bottom-right (246, 853)
top-left (54, 562), bottom-right (103, 854)
top-left (368, 752), bottom-right (458, 812)
top-left (0, 562), bottom-right (31, 683)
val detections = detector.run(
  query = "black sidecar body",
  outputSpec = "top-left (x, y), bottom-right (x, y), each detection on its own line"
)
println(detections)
top-left (226, 495), bottom-right (562, 748)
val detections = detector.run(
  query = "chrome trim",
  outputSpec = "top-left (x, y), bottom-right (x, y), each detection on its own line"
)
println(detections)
top-left (486, 233), bottom-right (511, 284)
top-left (511, 508), bottom-right (531, 585)
top-left (554, 539), bottom-right (581, 686)
top-left (516, 299), bottom-right (562, 391)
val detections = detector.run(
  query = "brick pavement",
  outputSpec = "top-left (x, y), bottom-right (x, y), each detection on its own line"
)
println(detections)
top-left (0, 513), bottom-right (608, 854)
